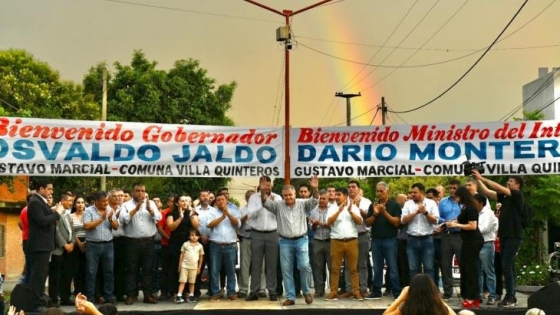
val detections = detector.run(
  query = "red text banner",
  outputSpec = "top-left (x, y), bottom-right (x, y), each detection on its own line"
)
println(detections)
top-left (0, 117), bottom-right (283, 177)
top-left (290, 121), bottom-right (560, 177)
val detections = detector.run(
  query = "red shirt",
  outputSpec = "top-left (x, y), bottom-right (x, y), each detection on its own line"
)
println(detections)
top-left (20, 206), bottom-right (29, 240)
top-left (158, 208), bottom-right (172, 246)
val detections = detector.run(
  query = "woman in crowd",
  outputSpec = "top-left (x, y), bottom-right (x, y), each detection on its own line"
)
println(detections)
top-left (166, 195), bottom-right (199, 301)
top-left (70, 195), bottom-right (88, 299)
top-left (446, 187), bottom-right (484, 308)
top-left (384, 274), bottom-right (456, 315)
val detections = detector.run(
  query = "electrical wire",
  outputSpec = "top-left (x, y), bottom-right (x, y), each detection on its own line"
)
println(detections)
top-left (299, 0), bottom-right (556, 70)
top-left (0, 97), bottom-right (20, 112)
top-left (336, 0), bottom-right (420, 92)
top-left (331, 104), bottom-right (380, 126)
top-left (320, 96), bottom-right (337, 125)
top-left (345, 0), bottom-right (441, 91)
top-left (368, 106), bottom-right (380, 126)
top-left (388, 0), bottom-right (530, 114)
top-left (326, 98), bottom-right (343, 125)
top-left (271, 54), bottom-right (285, 126)
top-left (101, 0), bottom-right (281, 24)
top-left (534, 95), bottom-right (560, 116)
top-left (387, 105), bottom-right (410, 125)
top-left (500, 68), bottom-right (560, 121)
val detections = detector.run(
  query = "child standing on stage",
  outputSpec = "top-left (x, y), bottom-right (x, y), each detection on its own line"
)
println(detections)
top-left (176, 229), bottom-right (204, 303)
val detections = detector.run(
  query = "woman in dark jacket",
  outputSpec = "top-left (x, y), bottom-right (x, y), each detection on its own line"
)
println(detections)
top-left (446, 187), bottom-right (484, 308)
top-left (166, 195), bottom-right (199, 300)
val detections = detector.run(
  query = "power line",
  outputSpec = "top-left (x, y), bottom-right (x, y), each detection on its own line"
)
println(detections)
top-left (387, 105), bottom-right (410, 125)
top-left (336, 0), bottom-right (420, 92)
top-left (534, 95), bottom-right (560, 116)
top-left (368, 106), bottom-right (380, 126)
top-left (0, 97), bottom-right (20, 112)
top-left (500, 68), bottom-right (560, 121)
top-left (101, 0), bottom-right (281, 24)
top-left (388, 0), bottom-right (530, 115)
top-left (345, 0), bottom-right (442, 91)
top-left (360, 0), bottom-right (468, 92)
top-left (332, 104), bottom-right (380, 126)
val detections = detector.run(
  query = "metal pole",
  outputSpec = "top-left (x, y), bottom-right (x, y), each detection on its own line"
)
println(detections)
top-left (244, 0), bottom-right (333, 185)
top-left (100, 68), bottom-right (107, 191)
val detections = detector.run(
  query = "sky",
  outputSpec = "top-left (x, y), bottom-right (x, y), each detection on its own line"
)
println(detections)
top-left (1, 0), bottom-right (559, 193)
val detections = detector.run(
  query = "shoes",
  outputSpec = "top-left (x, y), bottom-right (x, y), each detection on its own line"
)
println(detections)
top-left (315, 291), bottom-right (325, 298)
top-left (237, 292), bottom-right (247, 298)
top-left (498, 297), bottom-right (517, 308)
top-left (339, 292), bottom-right (353, 298)
top-left (228, 294), bottom-right (238, 301)
top-left (442, 294), bottom-right (453, 301)
top-left (107, 298), bottom-right (117, 304)
top-left (269, 294), bottom-right (278, 301)
top-left (296, 292), bottom-right (302, 298)
top-left (383, 290), bottom-right (392, 296)
top-left (97, 296), bottom-right (106, 305)
top-left (304, 294), bottom-right (313, 304)
top-left (188, 295), bottom-right (197, 303)
top-left (353, 293), bottom-right (364, 301)
top-left (210, 295), bottom-right (220, 302)
top-left (461, 299), bottom-right (480, 309)
top-left (487, 298), bottom-right (496, 305)
top-left (125, 297), bottom-right (135, 305)
top-left (325, 293), bottom-right (338, 301)
top-left (143, 295), bottom-right (158, 304)
top-left (258, 291), bottom-right (268, 298)
top-left (337, 289), bottom-right (347, 295)
top-left (245, 293), bottom-right (259, 301)
top-left (365, 292), bottom-right (382, 300)
top-left (175, 296), bottom-right (185, 304)
top-left (496, 294), bottom-right (502, 301)
top-left (282, 299), bottom-right (295, 306)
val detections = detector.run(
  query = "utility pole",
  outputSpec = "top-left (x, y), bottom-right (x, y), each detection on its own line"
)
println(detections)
top-left (335, 92), bottom-right (361, 126)
top-left (100, 68), bottom-right (107, 191)
top-left (245, 0), bottom-right (333, 184)
top-left (381, 96), bottom-right (387, 126)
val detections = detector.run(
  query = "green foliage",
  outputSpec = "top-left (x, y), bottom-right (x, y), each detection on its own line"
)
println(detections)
top-left (79, 50), bottom-right (237, 195)
top-left (515, 263), bottom-right (549, 286)
top-left (0, 49), bottom-right (99, 119)
top-left (366, 176), bottom-right (460, 199)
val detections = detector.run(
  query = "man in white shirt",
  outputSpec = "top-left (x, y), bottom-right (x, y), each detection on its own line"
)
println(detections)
top-left (325, 187), bottom-right (363, 301)
top-left (401, 183), bottom-right (439, 280)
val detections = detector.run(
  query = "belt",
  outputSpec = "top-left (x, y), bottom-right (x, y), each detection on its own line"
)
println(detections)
top-left (445, 231), bottom-right (461, 235)
top-left (313, 238), bottom-right (331, 242)
top-left (88, 240), bottom-right (112, 244)
top-left (358, 231), bottom-right (369, 236)
top-left (252, 229), bottom-right (277, 233)
top-left (485, 240), bottom-right (495, 244)
top-left (408, 234), bottom-right (431, 240)
top-left (334, 237), bottom-right (357, 242)
top-left (280, 234), bottom-right (305, 240)
top-left (211, 241), bottom-right (236, 246)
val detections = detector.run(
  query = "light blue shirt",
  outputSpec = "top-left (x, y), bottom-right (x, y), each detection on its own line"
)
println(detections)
top-left (207, 207), bottom-right (241, 243)
top-left (438, 196), bottom-right (461, 233)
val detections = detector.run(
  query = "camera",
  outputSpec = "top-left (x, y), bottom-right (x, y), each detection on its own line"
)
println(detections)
top-left (462, 160), bottom-right (486, 176)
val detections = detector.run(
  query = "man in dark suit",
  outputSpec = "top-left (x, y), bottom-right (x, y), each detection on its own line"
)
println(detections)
top-left (28, 179), bottom-right (65, 312)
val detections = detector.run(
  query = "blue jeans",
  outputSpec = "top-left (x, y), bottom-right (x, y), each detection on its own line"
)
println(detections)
top-left (209, 243), bottom-right (237, 297)
top-left (372, 237), bottom-right (401, 297)
top-left (279, 236), bottom-right (312, 300)
top-left (85, 241), bottom-right (115, 300)
top-left (479, 242), bottom-right (496, 299)
top-left (501, 238), bottom-right (522, 300)
top-left (406, 236), bottom-right (435, 280)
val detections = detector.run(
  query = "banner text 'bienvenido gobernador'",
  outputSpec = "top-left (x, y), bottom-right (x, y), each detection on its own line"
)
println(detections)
top-left (0, 117), bottom-right (283, 177)
top-left (291, 121), bottom-right (560, 177)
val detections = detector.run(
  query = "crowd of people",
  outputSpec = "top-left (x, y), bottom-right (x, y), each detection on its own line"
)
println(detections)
top-left (18, 170), bottom-right (526, 312)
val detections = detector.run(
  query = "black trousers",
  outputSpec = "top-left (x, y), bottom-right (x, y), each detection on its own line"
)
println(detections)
top-left (29, 251), bottom-right (51, 308)
top-left (397, 239), bottom-right (410, 287)
top-left (48, 253), bottom-right (63, 303)
top-left (460, 239), bottom-right (484, 300)
top-left (125, 238), bottom-right (155, 297)
top-left (113, 237), bottom-right (127, 299)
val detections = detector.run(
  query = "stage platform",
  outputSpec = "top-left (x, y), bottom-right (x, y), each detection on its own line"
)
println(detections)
top-left (51, 292), bottom-right (533, 315)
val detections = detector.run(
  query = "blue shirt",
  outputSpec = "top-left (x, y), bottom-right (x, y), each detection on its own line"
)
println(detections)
top-left (438, 196), bottom-right (461, 233)
top-left (206, 207), bottom-right (241, 243)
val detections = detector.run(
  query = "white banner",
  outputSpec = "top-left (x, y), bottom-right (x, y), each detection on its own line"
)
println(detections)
top-left (291, 121), bottom-right (560, 177)
top-left (0, 117), bottom-right (284, 177)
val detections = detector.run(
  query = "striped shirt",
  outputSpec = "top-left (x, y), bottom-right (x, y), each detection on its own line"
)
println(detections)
top-left (263, 197), bottom-right (318, 238)
top-left (308, 205), bottom-right (332, 240)
top-left (84, 206), bottom-right (114, 242)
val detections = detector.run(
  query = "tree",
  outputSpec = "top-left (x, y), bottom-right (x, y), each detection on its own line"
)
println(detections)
top-left (78, 50), bottom-right (238, 196)
top-left (0, 49), bottom-right (100, 187)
